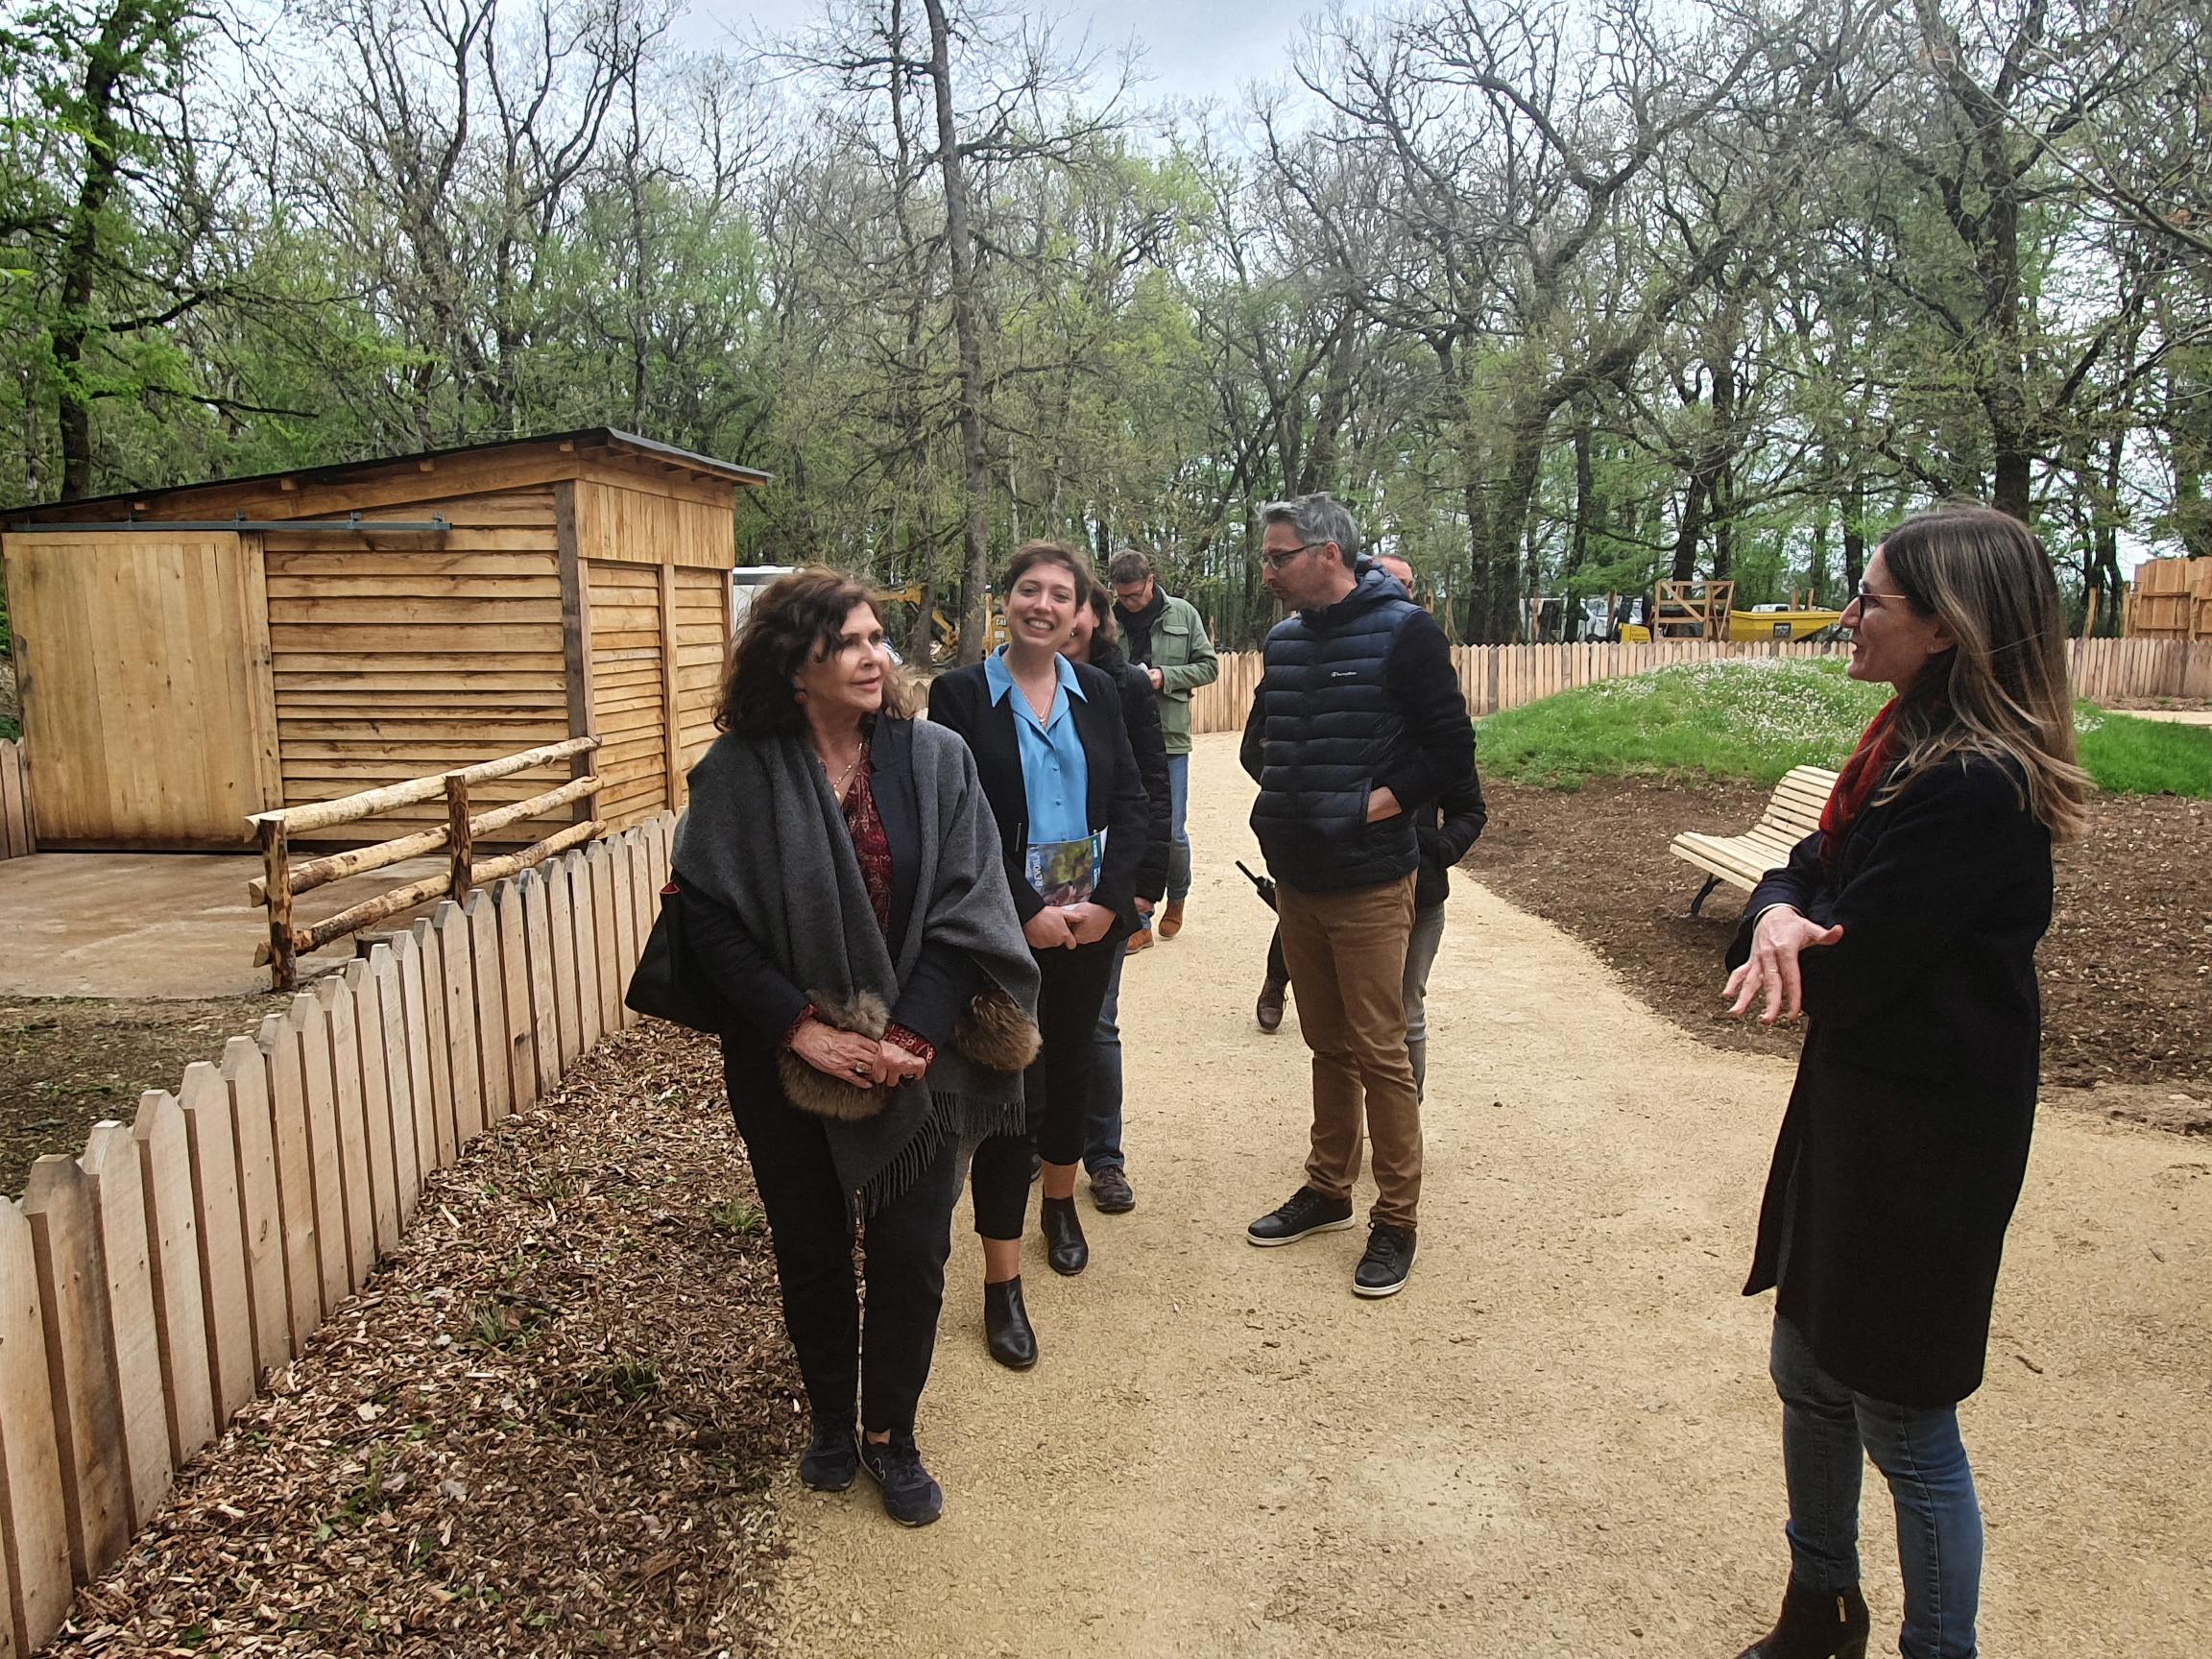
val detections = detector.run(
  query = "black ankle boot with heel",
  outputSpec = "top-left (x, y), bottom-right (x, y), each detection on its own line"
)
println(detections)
top-left (984, 1277), bottom-right (1037, 1369)
top-left (1732, 1580), bottom-right (1870, 1659)
top-left (1040, 1194), bottom-right (1089, 1274)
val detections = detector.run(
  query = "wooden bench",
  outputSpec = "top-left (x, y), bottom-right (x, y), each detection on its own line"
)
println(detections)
top-left (1670, 764), bottom-right (1839, 916)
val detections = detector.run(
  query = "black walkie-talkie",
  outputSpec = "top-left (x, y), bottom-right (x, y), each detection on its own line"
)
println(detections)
top-left (1235, 859), bottom-right (1280, 913)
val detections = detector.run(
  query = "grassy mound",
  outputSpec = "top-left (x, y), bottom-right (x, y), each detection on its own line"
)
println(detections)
top-left (1475, 657), bottom-right (2211, 797)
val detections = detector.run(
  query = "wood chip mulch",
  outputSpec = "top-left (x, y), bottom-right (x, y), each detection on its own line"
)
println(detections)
top-left (48, 1022), bottom-right (805, 1658)
top-left (1466, 779), bottom-right (2212, 1106)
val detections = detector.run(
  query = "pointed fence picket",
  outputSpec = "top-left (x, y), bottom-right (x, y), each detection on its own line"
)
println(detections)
top-left (0, 838), bottom-right (671, 1651)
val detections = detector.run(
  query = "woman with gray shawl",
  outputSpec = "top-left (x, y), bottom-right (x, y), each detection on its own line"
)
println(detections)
top-left (672, 569), bottom-right (1040, 1527)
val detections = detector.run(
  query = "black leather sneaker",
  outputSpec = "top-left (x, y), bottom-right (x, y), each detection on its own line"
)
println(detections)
top-left (859, 1431), bottom-right (944, 1527)
top-left (799, 1415), bottom-right (858, 1492)
top-left (1246, 1185), bottom-right (1356, 1246)
top-left (1352, 1223), bottom-right (1418, 1298)
top-left (1089, 1165), bottom-right (1136, 1214)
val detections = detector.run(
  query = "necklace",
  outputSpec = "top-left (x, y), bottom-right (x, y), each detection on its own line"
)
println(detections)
top-left (817, 736), bottom-right (868, 798)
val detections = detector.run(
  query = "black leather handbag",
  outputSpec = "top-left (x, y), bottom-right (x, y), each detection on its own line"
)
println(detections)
top-left (624, 877), bottom-right (728, 1035)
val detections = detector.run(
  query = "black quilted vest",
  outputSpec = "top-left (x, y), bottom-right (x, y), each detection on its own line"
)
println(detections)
top-left (1249, 565), bottom-right (1424, 894)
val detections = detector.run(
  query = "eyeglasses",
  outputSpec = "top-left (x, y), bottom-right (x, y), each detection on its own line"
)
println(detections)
top-left (1259, 542), bottom-right (1325, 572)
top-left (1849, 585), bottom-right (1915, 611)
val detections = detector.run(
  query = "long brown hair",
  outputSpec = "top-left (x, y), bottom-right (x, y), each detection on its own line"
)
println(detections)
top-left (714, 567), bottom-right (910, 736)
top-left (1876, 506), bottom-right (2091, 840)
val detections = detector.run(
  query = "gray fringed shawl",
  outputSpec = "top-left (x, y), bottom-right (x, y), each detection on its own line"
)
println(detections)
top-left (673, 718), bottom-right (1038, 1216)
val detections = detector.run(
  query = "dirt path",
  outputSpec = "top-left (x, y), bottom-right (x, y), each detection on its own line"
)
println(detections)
top-left (762, 733), bottom-right (2211, 1658)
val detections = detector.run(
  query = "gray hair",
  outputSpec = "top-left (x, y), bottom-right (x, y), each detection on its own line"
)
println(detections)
top-left (1259, 493), bottom-right (1362, 566)
top-left (1107, 547), bottom-right (1152, 584)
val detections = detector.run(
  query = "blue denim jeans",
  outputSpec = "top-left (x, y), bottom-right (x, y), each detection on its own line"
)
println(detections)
top-left (1166, 754), bottom-right (1191, 903)
top-left (1769, 1314), bottom-right (1984, 1659)
top-left (1082, 944), bottom-right (1128, 1172)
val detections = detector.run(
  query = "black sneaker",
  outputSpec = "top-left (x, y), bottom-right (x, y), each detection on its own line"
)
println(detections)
top-left (799, 1415), bottom-right (858, 1492)
top-left (1246, 1185), bottom-right (1356, 1247)
top-left (1089, 1165), bottom-right (1136, 1214)
top-left (858, 1431), bottom-right (944, 1527)
top-left (1353, 1224), bottom-right (1417, 1298)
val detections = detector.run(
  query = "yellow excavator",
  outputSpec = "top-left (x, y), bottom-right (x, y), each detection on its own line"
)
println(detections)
top-left (884, 586), bottom-right (1007, 663)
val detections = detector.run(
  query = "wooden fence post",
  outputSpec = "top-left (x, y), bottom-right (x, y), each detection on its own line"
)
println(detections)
top-left (567, 853), bottom-right (604, 1052)
top-left (219, 1035), bottom-right (291, 1376)
top-left (20, 1157), bottom-right (131, 1583)
top-left (175, 1062), bottom-right (254, 1423)
top-left (547, 854), bottom-right (583, 1069)
top-left (77, 1124), bottom-right (170, 1528)
top-left (369, 945), bottom-right (422, 1229)
top-left (129, 1093), bottom-right (215, 1466)
top-left (433, 902), bottom-right (485, 1146)
top-left (518, 871), bottom-right (561, 1098)
top-left (0, 1197), bottom-right (72, 1655)
top-left (405, 920), bottom-right (457, 1169)
top-left (445, 772), bottom-right (474, 905)
top-left (341, 959), bottom-right (401, 1258)
top-left (253, 1016), bottom-right (323, 1348)
top-left (287, 995), bottom-right (352, 1310)
top-left (495, 881), bottom-right (537, 1111)
top-left (589, 841), bottom-right (621, 1037)
top-left (463, 892), bottom-right (511, 1126)
top-left (311, 979), bottom-right (375, 1290)
top-left (257, 815), bottom-right (298, 993)
top-left (610, 833), bottom-right (640, 1030)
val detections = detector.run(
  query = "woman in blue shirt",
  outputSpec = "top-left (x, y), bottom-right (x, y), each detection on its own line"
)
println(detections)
top-left (927, 542), bottom-right (1151, 1368)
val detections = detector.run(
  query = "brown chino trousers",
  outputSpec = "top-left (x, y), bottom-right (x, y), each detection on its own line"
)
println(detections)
top-left (1273, 871), bottom-right (1422, 1231)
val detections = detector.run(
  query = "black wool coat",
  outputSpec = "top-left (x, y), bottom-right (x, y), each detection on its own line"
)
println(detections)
top-left (1093, 643), bottom-right (1174, 905)
top-left (1727, 752), bottom-right (2054, 1407)
top-left (926, 660), bottom-right (1152, 933)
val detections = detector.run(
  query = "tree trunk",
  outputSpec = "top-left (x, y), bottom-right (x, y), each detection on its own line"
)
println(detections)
top-left (922, 0), bottom-right (995, 664)
top-left (53, 1), bottom-right (143, 497)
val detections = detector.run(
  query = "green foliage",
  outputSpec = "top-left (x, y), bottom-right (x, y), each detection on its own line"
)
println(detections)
top-left (1478, 658), bottom-right (2212, 798)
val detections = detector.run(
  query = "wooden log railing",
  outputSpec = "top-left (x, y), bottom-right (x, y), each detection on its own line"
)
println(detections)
top-left (249, 736), bottom-right (603, 991)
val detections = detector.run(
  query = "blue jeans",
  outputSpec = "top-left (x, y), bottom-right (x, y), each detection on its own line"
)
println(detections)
top-left (1166, 754), bottom-right (1191, 903)
top-left (1083, 943), bottom-right (1127, 1172)
top-left (1769, 1314), bottom-right (1983, 1659)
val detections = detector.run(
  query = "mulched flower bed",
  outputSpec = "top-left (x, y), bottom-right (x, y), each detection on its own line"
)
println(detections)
top-left (1465, 778), bottom-right (2212, 1101)
top-left (50, 1022), bottom-right (804, 1657)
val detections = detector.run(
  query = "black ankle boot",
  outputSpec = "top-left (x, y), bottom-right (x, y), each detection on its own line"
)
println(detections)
top-left (1040, 1194), bottom-right (1089, 1275)
top-left (1733, 1580), bottom-right (1870, 1659)
top-left (984, 1277), bottom-right (1037, 1370)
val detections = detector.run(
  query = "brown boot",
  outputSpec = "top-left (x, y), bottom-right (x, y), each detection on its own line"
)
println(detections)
top-left (1732, 1580), bottom-right (1870, 1659)
top-left (1158, 899), bottom-right (1186, 939)
top-left (1125, 925), bottom-right (1154, 955)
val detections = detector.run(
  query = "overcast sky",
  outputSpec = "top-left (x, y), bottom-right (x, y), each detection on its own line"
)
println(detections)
top-left (676, 0), bottom-right (1346, 109)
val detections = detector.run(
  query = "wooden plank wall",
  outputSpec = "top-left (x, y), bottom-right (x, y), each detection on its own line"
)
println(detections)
top-left (0, 737), bottom-right (33, 859)
top-left (0, 818), bottom-right (675, 1656)
top-left (576, 479), bottom-right (733, 829)
top-left (587, 560), bottom-right (667, 826)
top-left (1190, 637), bottom-right (2212, 733)
top-left (264, 493), bottom-right (572, 845)
top-left (2127, 558), bottom-right (2212, 642)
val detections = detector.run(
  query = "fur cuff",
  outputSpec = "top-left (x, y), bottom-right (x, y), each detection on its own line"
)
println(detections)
top-left (778, 989), bottom-right (893, 1121)
top-left (952, 984), bottom-right (1043, 1074)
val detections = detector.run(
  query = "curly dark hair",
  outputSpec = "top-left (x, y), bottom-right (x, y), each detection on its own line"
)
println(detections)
top-left (714, 567), bottom-right (910, 736)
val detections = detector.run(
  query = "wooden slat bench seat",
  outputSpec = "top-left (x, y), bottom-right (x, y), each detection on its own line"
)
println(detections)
top-left (1670, 764), bottom-right (1839, 916)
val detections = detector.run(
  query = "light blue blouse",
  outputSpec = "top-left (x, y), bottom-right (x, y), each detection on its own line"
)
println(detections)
top-left (984, 647), bottom-right (1092, 845)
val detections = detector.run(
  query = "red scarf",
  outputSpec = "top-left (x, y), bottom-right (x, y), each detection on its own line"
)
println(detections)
top-left (1819, 698), bottom-right (1902, 872)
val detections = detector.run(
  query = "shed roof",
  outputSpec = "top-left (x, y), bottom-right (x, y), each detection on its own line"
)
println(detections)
top-left (4, 428), bottom-right (771, 522)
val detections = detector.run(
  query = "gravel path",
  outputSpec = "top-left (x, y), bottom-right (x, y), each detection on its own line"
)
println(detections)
top-left (763, 733), bottom-right (2212, 1658)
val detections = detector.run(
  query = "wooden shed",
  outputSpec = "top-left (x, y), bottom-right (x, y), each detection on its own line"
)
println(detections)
top-left (1, 429), bottom-right (763, 850)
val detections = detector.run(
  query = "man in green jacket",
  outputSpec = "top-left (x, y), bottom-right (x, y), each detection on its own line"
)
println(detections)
top-left (1110, 548), bottom-right (1219, 950)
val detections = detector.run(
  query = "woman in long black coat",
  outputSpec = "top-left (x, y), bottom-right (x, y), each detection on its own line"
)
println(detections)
top-left (1720, 507), bottom-right (2091, 1659)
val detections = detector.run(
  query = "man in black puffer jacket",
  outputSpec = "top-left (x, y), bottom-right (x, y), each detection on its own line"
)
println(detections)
top-left (1238, 493), bottom-right (1473, 1299)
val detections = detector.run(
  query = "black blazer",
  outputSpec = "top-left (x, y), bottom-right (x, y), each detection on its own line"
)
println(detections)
top-left (926, 659), bottom-right (1152, 929)
top-left (1725, 752), bottom-right (2053, 1406)
top-left (676, 716), bottom-right (981, 1054)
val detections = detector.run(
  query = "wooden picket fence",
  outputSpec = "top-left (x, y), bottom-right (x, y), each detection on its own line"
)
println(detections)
top-left (0, 738), bottom-right (32, 860)
top-left (0, 816), bottom-right (674, 1656)
top-left (1189, 636), bottom-right (2212, 733)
